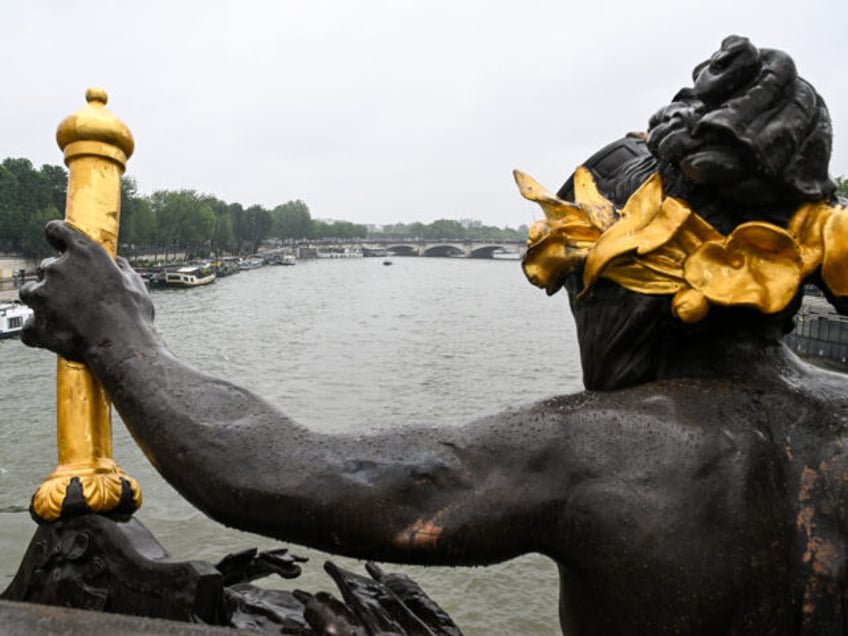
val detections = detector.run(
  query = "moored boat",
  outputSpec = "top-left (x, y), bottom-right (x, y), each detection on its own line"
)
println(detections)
top-left (259, 253), bottom-right (296, 266)
top-left (238, 258), bottom-right (263, 270)
top-left (212, 258), bottom-right (240, 277)
top-left (0, 300), bottom-right (33, 339)
top-left (163, 265), bottom-right (216, 288)
top-left (316, 247), bottom-right (363, 259)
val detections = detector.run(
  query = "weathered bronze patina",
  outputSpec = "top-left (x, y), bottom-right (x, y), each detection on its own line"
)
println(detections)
top-left (9, 36), bottom-right (848, 634)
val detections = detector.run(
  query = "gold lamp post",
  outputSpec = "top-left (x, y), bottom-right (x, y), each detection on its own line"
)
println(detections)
top-left (30, 88), bottom-right (142, 522)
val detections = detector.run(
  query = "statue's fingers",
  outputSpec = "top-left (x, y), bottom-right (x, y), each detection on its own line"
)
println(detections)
top-left (20, 315), bottom-right (41, 349)
top-left (21, 318), bottom-right (83, 362)
top-left (36, 256), bottom-right (62, 282)
top-left (114, 258), bottom-right (155, 320)
top-left (19, 311), bottom-right (50, 350)
top-left (18, 280), bottom-right (43, 308)
top-left (302, 591), bottom-right (368, 635)
top-left (365, 561), bottom-right (387, 582)
top-left (115, 256), bottom-right (142, 285)
top-left (19, 280), bottom-right (49, 347)
top-left (19, 300), bottom-right (51, 350)
top-left (46, 220), bottom-right (115, 272)
top-left (43, 220), bottom-right (75, 253)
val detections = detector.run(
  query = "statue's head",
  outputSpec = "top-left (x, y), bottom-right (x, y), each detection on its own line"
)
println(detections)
top-left (517, 36), bottom-right (847, 389)
top-left (648, 35), bottom-right (835, 225)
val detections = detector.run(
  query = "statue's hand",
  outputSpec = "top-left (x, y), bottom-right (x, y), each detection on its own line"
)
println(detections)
top-left (19, 220), bottom-right (154, 363)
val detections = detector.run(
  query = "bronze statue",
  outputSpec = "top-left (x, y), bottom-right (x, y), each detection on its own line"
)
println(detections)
top-left (14, 36), bottom-right (848, 634)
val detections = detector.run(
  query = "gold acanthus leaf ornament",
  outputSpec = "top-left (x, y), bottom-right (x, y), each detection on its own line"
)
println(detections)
top-left (515, 168), bottom-right (848, 323)
top-left (31, 459), bottom-right (142, 522)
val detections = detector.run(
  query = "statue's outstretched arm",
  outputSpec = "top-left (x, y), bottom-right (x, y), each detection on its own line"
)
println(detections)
top-left (20, 220), bottom-right (569, 566)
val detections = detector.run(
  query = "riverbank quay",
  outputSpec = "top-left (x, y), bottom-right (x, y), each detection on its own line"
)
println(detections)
top-left (0, 280), bottom-right (21, 301)
top-left (0, 254), bottom-right (35, 301)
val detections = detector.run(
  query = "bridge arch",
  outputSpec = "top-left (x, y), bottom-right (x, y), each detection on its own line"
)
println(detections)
top-left (470, 245), bottom-right (502, 258)
top-left (422, 244), bottom-right (466, 257)
top-left (386, 244), bottom-right (418, 256)
top-left (356, 238), bottom-right (525, 258)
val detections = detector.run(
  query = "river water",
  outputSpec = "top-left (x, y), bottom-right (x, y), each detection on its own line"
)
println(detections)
top-left (0, 256), bottom-right (584, 635)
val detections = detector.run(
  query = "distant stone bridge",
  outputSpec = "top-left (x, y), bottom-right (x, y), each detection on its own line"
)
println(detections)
top-left (357, 238), bottom-right (526, 258)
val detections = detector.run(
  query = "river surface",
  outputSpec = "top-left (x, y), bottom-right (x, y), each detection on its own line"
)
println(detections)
top-left (0, 256), bottom-right (584, 635)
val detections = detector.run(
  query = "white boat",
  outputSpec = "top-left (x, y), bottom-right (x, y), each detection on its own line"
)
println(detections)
top-left (492, 250), bottom-right (521, 261)
top-left (163, 265), bottom-right (216, 287)
top-left (316, 248), bottom-right (363, 259)
top-left (238, 258), bottom-right (263, 270)
top-left (0, 300), bottom-right (33, 339)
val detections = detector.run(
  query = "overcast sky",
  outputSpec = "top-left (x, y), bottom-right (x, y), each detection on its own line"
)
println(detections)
top-left (2, 1), bottom-right (846, 228)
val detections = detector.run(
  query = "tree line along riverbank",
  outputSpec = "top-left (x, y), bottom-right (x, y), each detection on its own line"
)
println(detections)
top-left (0, 157), bottom-right (530, 264)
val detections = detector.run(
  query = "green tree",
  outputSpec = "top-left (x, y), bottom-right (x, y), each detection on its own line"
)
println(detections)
top-left (407, 222), bottom-right (425, 238)
top-left (150, 190), bottom-right (216, 255)
top-left (150, 190), bottom-right (177, 253)
top-left (212, 209), bottom-right (236, 254)
top-left (0, 164), bottom-right (20, 250)
top-left (204, 197), bottom-right (236, 255)
top-left (3, 158), bottom-right (42, 214)
top-left (131, 199), bottom-right (156, 247)
top-left (377, 222), bottom-right (410, 238)
top-left (119, 176), bottom-right (155, 248)
top-left (225, 202), bottom-right (245, 253)
top-left (39, 164), bottom-right (67, 212)
top-left (182, 197), bottom-right (215, 245)
top-left (311, 219), bottom-right (367, 240)
top-left (1, 159), bottom-right (44, 250)
top-left (836, 175), bottom-right (848, 198)
top-left (272, 200), bottom-right (312, 240)
top-left (20, 205), bottom-right (63, 259)
top-left (232, 204), bottom-right (272, 253)
top-left (311, 220), bottom-right (331, 239)
top-left (422, 219), bottom-right (466, 240)
top-left (332, 220), bottom-right (367, 239)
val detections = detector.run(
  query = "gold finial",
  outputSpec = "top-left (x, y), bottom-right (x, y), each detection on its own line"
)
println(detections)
top-left (56, 87), bottom-right (135, 168)
top-left (86, 87), bottom-right (108, 103)
top-left (31, 88), bottom-right (142, 523)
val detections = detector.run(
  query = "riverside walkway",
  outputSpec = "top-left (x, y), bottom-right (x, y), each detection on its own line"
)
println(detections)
top-left (0, 280), bottom-right (20, 301)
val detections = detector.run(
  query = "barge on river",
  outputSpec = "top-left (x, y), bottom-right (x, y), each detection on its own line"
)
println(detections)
top-left (0, 300), bottom-right (32, 339)
top-left (163, 265), bottom-right (216, 287)
top-left (0, 301), bottom-right (33, 339)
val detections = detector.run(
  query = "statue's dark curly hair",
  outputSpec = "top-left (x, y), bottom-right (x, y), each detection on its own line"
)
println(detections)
top-left (645, 35), bottom-right (835, 232)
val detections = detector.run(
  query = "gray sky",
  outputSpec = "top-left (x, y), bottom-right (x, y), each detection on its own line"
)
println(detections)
top-left (2, 1), bottom-right (846, 228)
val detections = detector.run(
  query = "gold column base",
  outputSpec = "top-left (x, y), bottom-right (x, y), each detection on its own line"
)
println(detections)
top-left (31, 458), bottom-right (142, 523)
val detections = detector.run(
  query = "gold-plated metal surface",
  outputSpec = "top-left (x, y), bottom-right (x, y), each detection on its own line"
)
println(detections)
top-left (31, 89), bottom-right (141, 522)
top-left (516, 168), bottom-right (848, 323)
